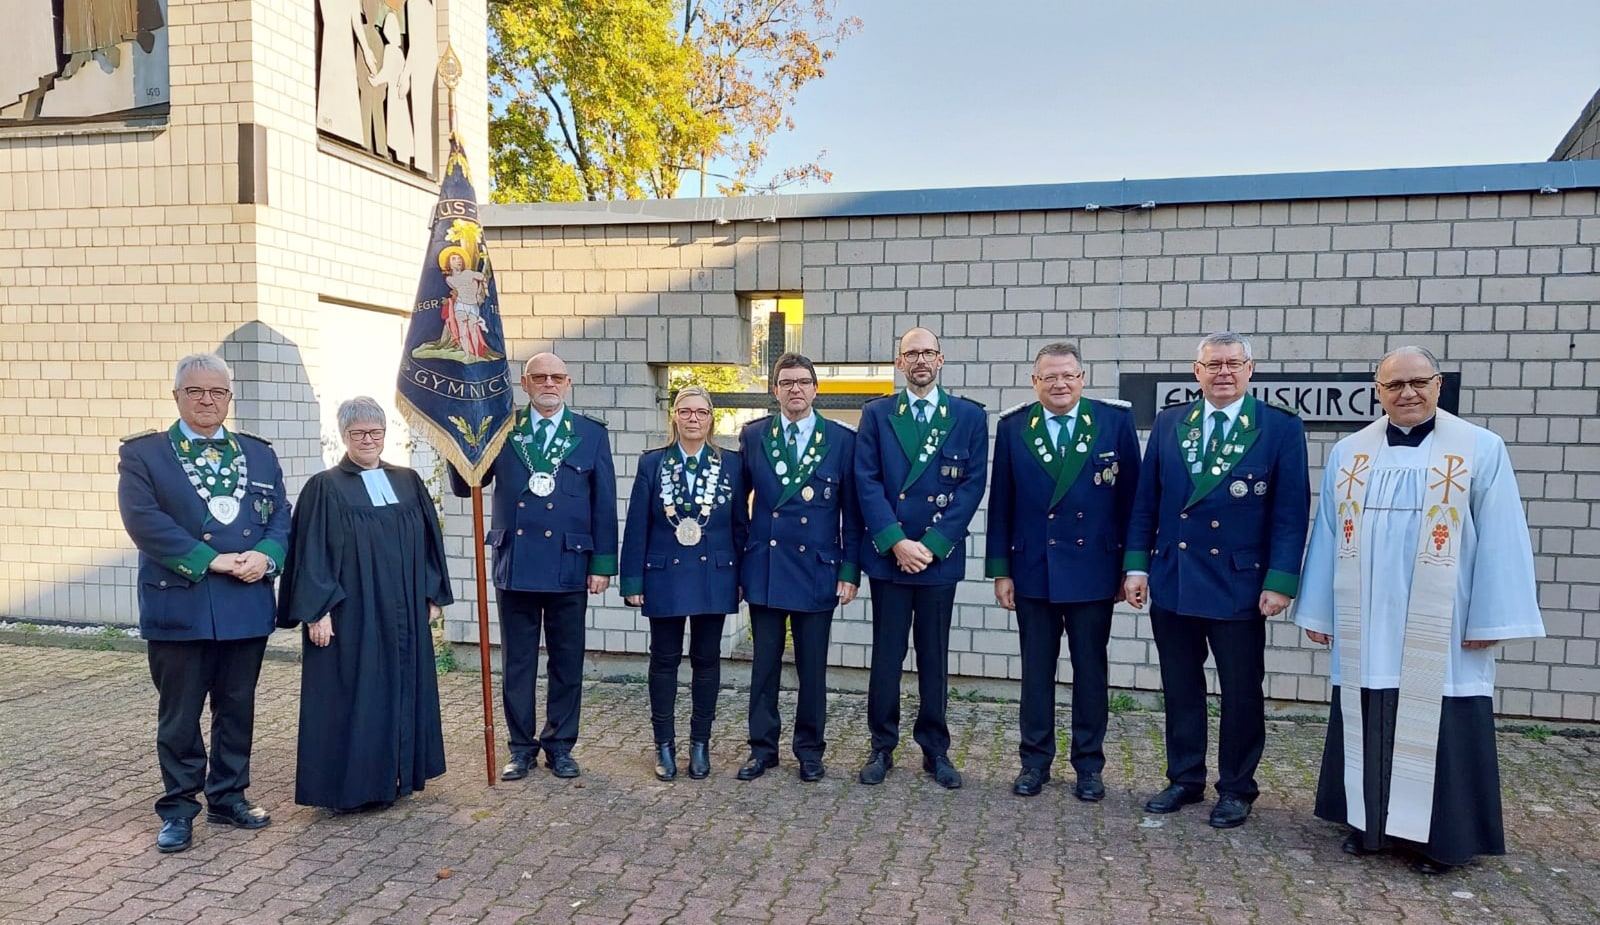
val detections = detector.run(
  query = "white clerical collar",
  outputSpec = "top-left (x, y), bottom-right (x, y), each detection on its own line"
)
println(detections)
top-left (358, 467), bottom-right (399, 506)
top-left (178, 421), bottom-right (228, 441)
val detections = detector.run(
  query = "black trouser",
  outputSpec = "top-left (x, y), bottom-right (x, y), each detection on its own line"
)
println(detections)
top-left (865, 578), bottom-right (956, 758)
top-left (1149, 604), bottom-right (1266, 799)
top-left (145, 637), bottom-right (268, 821)
top-left (746, 604), bottom-right (833, 762)
top-left (648, 614), bottom-right (726, 745)
top-left (498, 588), bottom-right (587, 759)
top-left (1016, 596), bottom-right (1113, 774)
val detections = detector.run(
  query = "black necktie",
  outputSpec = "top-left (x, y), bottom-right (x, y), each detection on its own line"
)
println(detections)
top-left (1386, 416), bottom-right (1436, 447)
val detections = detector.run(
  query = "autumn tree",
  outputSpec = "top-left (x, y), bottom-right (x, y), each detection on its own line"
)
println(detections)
top-left (488, 0), bottom-right (859, 202)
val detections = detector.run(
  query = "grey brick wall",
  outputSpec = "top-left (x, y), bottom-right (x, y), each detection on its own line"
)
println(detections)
top-left (470, 185), bottom-right (1600, 722)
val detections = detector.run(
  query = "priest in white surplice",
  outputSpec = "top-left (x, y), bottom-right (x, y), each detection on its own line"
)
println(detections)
top-left (1297, 346), bottom-right (1543, 874)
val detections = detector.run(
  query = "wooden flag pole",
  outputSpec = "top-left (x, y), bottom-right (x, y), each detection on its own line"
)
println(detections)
top-left (471, 485), bottom-right (498, 785)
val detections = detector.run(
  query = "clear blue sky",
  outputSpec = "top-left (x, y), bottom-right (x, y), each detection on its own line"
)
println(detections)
top-left (725, 0), bottom-right (1600, 194)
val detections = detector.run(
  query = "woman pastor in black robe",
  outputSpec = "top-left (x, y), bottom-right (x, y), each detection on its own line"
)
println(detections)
top-left (276, 398), bottom-right (453, 812)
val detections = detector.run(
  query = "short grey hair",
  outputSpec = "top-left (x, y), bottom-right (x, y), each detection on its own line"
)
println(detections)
top-left (337, 396), bottom-right (387, 432)
top-left (1196, 331), bottom-right (1253, 361)
top-left (173, 353), bottom-right (232, 390)
top-left (1034, 342), bottom-right (1082, 367)
top-left (1377, 345), bottom-right (1440, 375)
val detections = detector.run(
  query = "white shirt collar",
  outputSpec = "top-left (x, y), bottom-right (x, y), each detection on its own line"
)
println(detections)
top-left (178, 421), bottom-right (228, 441)
top-left (904, 386), bottom-right (942, 411)
top-left (1203, 396), bottom-right (1246, 423)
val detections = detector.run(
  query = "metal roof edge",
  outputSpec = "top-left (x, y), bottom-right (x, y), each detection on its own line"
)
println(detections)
top-left (482, 160), bottom-right (1600, 228)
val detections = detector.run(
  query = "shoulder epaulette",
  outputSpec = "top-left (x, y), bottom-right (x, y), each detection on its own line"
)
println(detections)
top-left (574, 410), bottom-right (608, 428)
top-left (120, 429), bottom-right (159, 443)
top-left (863, 393), bottom-right (895, 406)
top-left (826, 416), bottom-right (857, 433)
top-left (1096, 398), bottom-right (1133, 409)
top-left (232, 430), bottom-right (273, 446)
top-left (998, 401), bottom-right (1034, 419)
top-left (1265, 400), bottom-right (1301, 417)
top-left (953, 395), bottom-right (987, 410)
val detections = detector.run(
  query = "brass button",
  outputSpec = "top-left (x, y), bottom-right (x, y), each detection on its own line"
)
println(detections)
top-left (544, 530), bottom-right (553, 538)
top-left (1178, 541), bottom-right (1188, 550)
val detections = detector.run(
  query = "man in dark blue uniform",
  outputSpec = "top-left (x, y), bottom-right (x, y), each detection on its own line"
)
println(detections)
top-left (450, 352), bottom-right (617, 781)
top-left (855, 327), bottom-right (989, 789)
top-left (735, 353), bottom-right (863, 782)
top-left (118, 353), bottom-right (290, 853)
top-left (1122, 331), bottom-right (1310, 829)
top-left (986, 343), bottom-right (1141, 800)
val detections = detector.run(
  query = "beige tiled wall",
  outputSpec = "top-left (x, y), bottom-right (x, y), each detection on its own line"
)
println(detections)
top-left (478, 189), bottom-right (1600, 719)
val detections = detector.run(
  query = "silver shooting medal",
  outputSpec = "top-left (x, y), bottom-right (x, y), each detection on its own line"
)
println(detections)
top-left (675, 520), bottom-right (703, 546)
top-left (529, 471), bottom-right (557, 497)
top-left (1229, 480), bottom-right (1249, 498)
top-left (208, 495), bottom-right (241, 525)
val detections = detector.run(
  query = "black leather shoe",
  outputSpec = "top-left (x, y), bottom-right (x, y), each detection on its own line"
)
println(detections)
top-left (1074, 772), bottom-right (1105, 803)
top-left (546, 752), bottom-right (580, 779)
top-left (1208, 794), bottom-right (1252, 829)
top-left (858, 750), bottom-right (893, 785)
top-left (735, 755), bottom-right (778, 781)
top-left (1342, 831), bottom-right (1380, 856)
top-left (206, 800), bottom-right (271, 829)
top-left (798, 758), bottom-right (826, 782)
top-left (156, 818), bottom-right (192, 853)
top-left (1143, 783), bottom-right (1204, 814)
top-left (1012, 767), bottom-right (1048, 797)
top-left (923, 754), bottom-right (963, 789)
top-left (688, 741), bottom-right (711, 779)
top-left (1409, 856), bottom-right (1456, 875)
top-left (654, 743), bottom-right (678, 782)
top-left (501, 753), bottom-right (534, 781)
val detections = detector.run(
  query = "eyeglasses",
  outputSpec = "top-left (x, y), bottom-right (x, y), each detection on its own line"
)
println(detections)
top-left (346, 429), bottom-right (386, 442)
top-left (180, 387), bottom-right (232, 402)
top-left (1034, 372), bottom-right (1084, 386)
top-left (674, 408), bottom-right (713, 420)
top-left (1197, 359), bottom-right (1249, 373)
top-left (1376, 375), bottom-right (1440, 394)
top-left (900, 349), bottom-right (941, 362)
top-left (525, 373), bottom-right (569, 384)
top-left (775, 377), bottom-right (816, 390)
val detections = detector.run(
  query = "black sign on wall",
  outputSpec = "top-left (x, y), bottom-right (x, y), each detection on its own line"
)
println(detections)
top-left (1117, 372), bottom-right (1462, 429)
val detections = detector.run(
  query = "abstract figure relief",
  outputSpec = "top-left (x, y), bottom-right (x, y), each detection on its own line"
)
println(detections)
top-left (0, 0), bottom-right (168, 124)
top-left (317, 0), bottom-right (438, 174)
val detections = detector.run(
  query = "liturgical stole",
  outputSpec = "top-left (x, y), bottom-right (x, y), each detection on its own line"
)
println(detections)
top-left (1332, 409), bottom-right (1475, 842)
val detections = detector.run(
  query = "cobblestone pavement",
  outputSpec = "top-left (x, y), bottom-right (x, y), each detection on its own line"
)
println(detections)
top-left (1, 642), bottom-right (1597, 925)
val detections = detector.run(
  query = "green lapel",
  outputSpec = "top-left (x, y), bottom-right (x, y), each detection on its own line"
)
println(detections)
top-left (1049, 400), bottom-right (1100, 509)
top-left (1022, 404), bottom-right (1062, 482)
top-left (899, 391), bottom-right (952, 492)
top-left (888, 394), bottom-right (921, 465)
top-left (1183, 395), bottom-right (1262, 510)
top-left (767, 414), bottom-right (832, 507)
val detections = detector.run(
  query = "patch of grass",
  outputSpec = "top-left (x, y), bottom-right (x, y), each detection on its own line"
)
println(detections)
top-left (15, 623), bottom-right (39, 633)
top-left (99, 626), bottom-right (127, 639)
top-left (1523, 724), bottom-right (1553, 743)
top-left (1108, 692), bottom-right (1140, 714)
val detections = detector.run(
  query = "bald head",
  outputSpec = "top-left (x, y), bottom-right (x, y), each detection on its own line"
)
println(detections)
top-left (522, 352), bottom-right (571, 414)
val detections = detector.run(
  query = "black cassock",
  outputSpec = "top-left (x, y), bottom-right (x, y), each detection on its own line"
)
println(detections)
top-left (276, 457), bottom-right (453, 811)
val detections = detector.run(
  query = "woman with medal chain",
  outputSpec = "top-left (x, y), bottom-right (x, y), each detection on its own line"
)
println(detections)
top-left (620, 386), bottom-right (749, 781)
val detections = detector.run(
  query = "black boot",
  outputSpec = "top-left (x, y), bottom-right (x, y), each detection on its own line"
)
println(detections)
top-left (654, 742), bottom-right (677, 782)
top-left (688, 741), bottom-right (711, 779)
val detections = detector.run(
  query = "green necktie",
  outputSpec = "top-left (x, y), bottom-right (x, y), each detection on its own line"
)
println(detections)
top-left (913, 398), bottom-right (931, 432)
top-left (1207, 410), bottom-right (1229, 459)
top-left (533, 418), bottom-right (552, 457)
top-left (1052, 414), bottom-right (1073, 454)
top-left (786, 421), bottom-right (801, 467)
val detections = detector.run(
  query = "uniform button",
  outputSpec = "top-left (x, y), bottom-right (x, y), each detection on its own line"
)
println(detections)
top-left (1211, 520), bottom-right (1220, 529)
top-left (1076, 539), bottom-right (1085, 546)
top-left (1180, 513), bottom-right (1189, 520)
top-left (242, 529), bottom-right (251, 536)
top-left (1076, 512), bottom-right (1085, 520)
top-left (769, 540), bottom-right (778, 547)
top-left (772, 511), bottom-right (779, 519)
top-left (898, 493), bottom-right (906, 500)
top-left (518, 502), bottom-right (525, 509)
top-left (1048, 539), bottom-right (1057, 546)
top-left (516, 529), bottom-right (524, 536)
top-left (1047, 513), bottom-right (1055, 520)
top-left (927, 496), bottom-right (935, 503)
top-left (544, 530), bottom-right (553, 538)
top-left (700, 556), bottom-right (707, 562)
top-left (800, 517), bottom-right (809, 524)
top-left (798, 545), bottom-right (806, 552)
top-left (546, 502), bottom-right (555, 510)
top-left (673, 558), bottom-right (680, 565)
top-left (1178, 541), bottom-right (1188, 550)
top-left (1210, 548), bottom-right (1220, 555)
top-left (159, 580), bottom-right (168, 588)
top-left (202, 533), bottom-right (212, 541)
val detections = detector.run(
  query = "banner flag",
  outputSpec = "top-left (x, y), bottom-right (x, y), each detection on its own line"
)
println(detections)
top-left (396, 132), bottom-right (515, 486)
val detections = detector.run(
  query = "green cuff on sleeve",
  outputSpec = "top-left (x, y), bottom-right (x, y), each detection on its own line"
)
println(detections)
top-left (837, 562), bottom-right (861, 586)
top-left (1122, 550), bottom-right (1150, 572)
top-left (620, 576), bottom-right (644, 598)
top-left (162, 542), bottom-right (220, 583)
top-left (984, 556), bottom-right (1010, 579)
top-left (253, 539), bottom-right (286, 577)
top-left (1263, 569), bottom-right (1299, 598)
top-left (920, 528), bottom-right (955, 561)
top-left (872, 523), bottom-right (908, 556)
top-left (589, 554), bottom-right (619, 577)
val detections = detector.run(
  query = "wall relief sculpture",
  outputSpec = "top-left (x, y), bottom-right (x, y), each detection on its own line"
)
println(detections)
top-left (317, 0), bottom-right (436, 175)
top-left (0, 0), bottom-right (169, 124)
